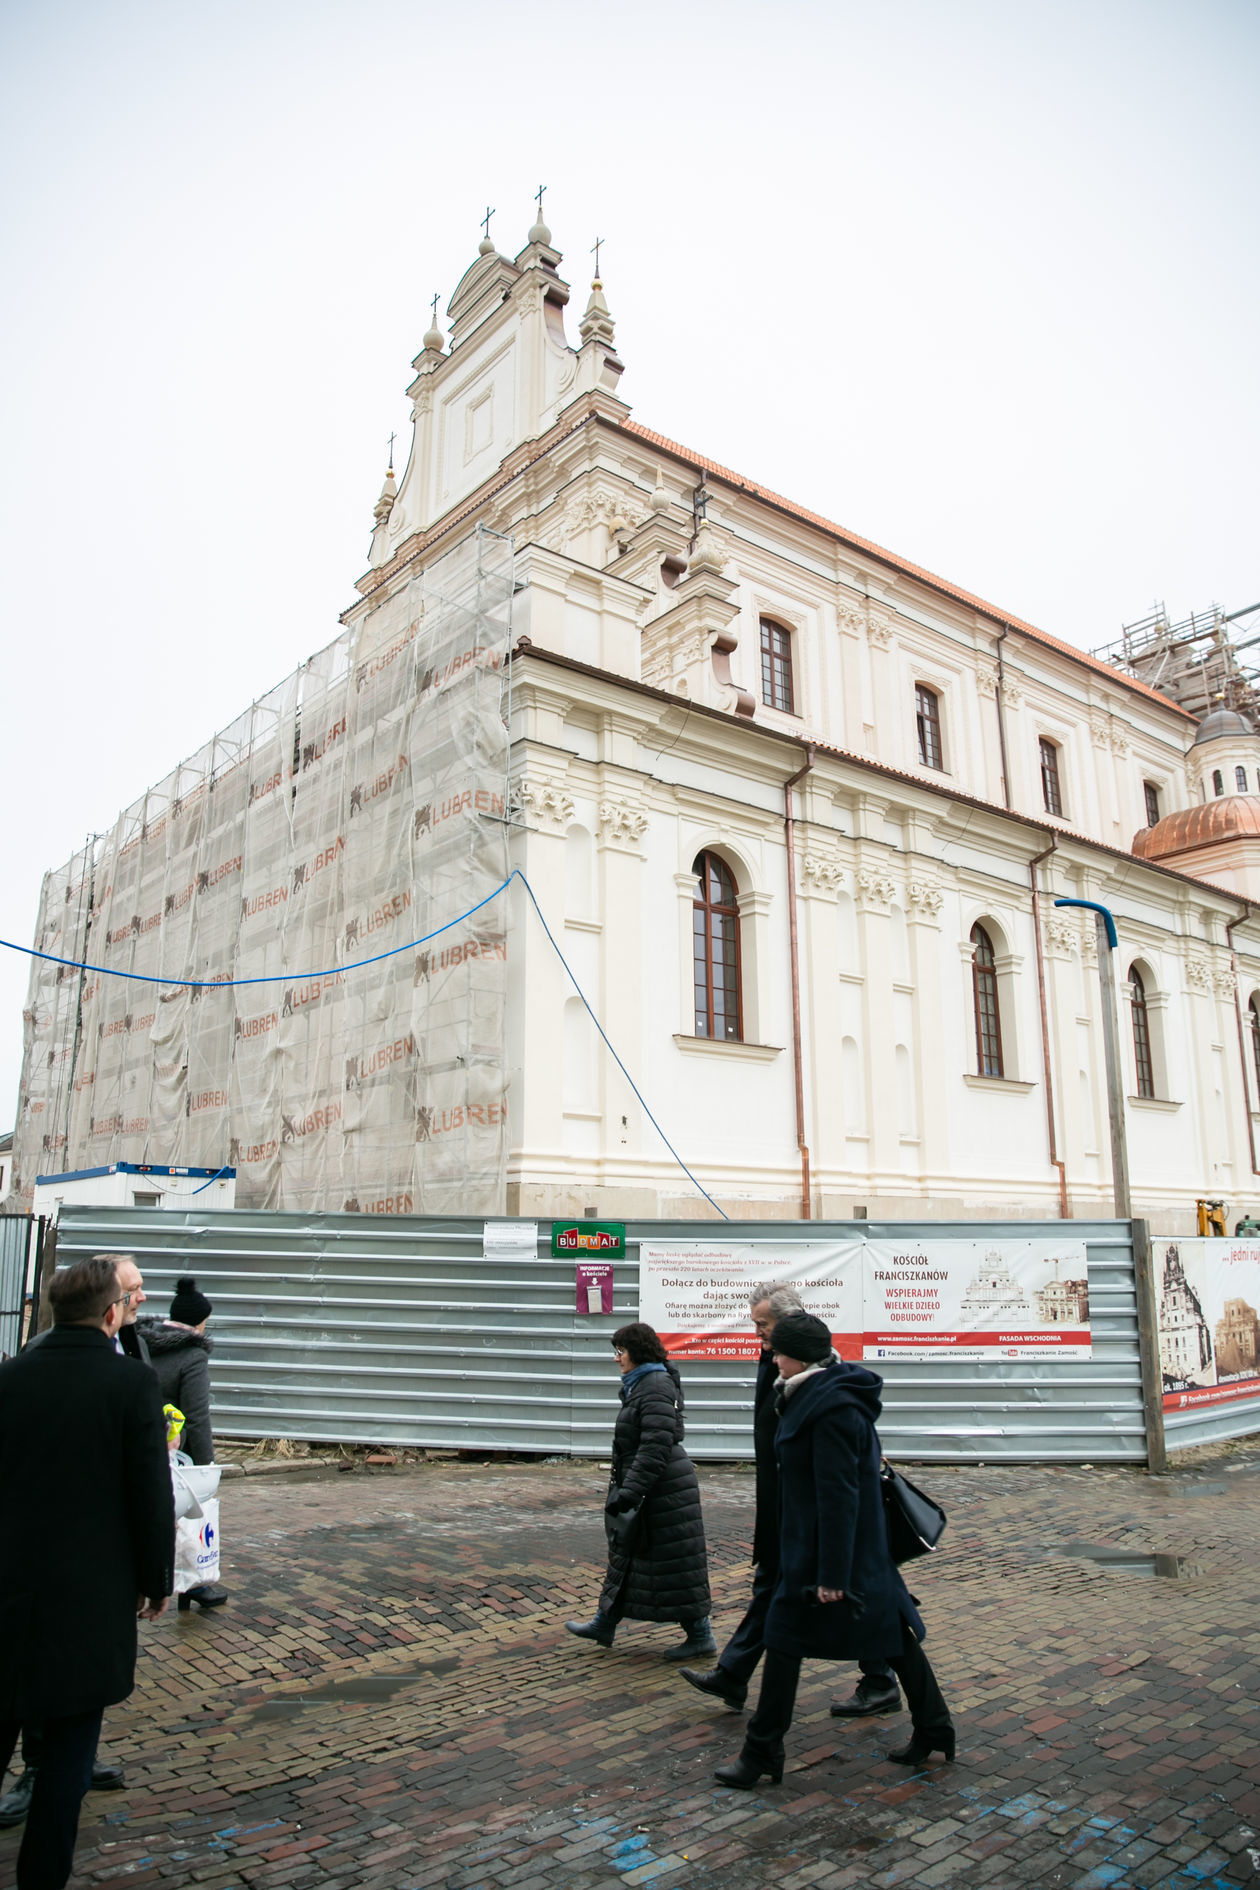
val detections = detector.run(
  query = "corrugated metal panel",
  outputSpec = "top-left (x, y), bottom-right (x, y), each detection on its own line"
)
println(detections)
top-left (1165, 1394), bottom-right (1260, 1451)
top-left (0, 1217), bottom-right (31, 1359)
top-left (55, 1209), bottom-right (1148, 1463)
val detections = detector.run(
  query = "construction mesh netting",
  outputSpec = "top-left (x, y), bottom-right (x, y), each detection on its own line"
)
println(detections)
top-left (9, 527), bottom-right (514, 1214)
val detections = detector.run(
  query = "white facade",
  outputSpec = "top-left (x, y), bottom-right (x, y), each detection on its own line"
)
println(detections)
top-left (350, 208), bottom-right (1260, 1232)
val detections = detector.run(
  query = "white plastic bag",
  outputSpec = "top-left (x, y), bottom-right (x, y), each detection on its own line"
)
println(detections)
top-left (175, 1498), bottom-right (221, 1593)
top-left (170, 1450), bottom-right (221, 1522)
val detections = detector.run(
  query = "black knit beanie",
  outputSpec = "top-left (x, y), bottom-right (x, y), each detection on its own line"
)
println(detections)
top-left (768, 1311), bottom-right (832, 1364)
top-left (170, 1276), bottom-right (213, 1325)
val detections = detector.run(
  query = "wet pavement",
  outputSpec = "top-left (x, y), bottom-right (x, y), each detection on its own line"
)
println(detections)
top-left (5, 1440), bottom-right (1260, 1889)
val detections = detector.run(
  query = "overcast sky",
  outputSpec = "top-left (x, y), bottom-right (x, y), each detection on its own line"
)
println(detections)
top-left (2, 0), bottom-right (1257, 1127)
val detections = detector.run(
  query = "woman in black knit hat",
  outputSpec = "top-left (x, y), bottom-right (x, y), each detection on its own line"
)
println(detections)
top-left (714, 1311), bottom-right (953, 1789)
top-left (137, 1277), bottom-right (228, 1610)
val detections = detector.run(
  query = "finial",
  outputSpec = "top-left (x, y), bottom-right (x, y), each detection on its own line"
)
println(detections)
top-left (422, 292), bottom-right (444, 353)
top-left (479, 205), bottom-right (496, 256)
top-left (579, 242), bottom-right (615, 347)
top-left (387, 431), bottom-right (396, 473)
top-left (690, 519), bottom-right (725, 576)
top-left (527, 182), bottom-right (552, 248)
top-left (650, 467), bottom-right (670, 513)
top-left (373, 464), bottom-right (398, 532)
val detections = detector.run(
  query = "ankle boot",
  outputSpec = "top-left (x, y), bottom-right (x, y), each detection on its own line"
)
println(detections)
top-left (0, 1768), bottom-right (35, 1828)
top-left (713, 1747), bottom-right (784, 1789)
top-left (663, 1616), bottom-right (717, 1662)
top-left (887, 1726), bottom-right (956, 1765)
top-left (565, 1613), bottom-right (616, 1647)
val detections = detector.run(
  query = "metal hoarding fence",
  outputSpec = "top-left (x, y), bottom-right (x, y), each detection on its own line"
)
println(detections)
top-left (54, 1207), bottom-right (1151, 1463)
top-left (1153, 1232), bottom-right (1260, 1452)
top-left (0, 1217), bottom-right (33, 1358)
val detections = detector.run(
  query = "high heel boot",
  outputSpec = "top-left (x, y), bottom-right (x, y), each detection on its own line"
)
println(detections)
top-left (177, 1584), bottom-right (230, 1612)
top-left (887, 1726), bottom-right (956, 1765)
top-left (565, 1613), bottom-right (616, 1647)
top-left (713, 1748), bottom-right (784, 1789)
top-left (663, 1616), bottom-right (717, 1662)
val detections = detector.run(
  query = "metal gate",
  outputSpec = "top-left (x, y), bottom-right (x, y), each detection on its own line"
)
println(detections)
top-left (0, 1217), bottom-right (34, 1359)
top-left (53, 1208), bottom-right (1148, 1464)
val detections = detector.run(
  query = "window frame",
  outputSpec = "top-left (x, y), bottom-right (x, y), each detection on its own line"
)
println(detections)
top-left (1238, 766), bottom-right (1249, 794)
top-left (1213, 769), bottom-right (1225, 797)
top-left (1143, 781), bottom-right (1161, 828)
top-left (759, 618), bottom-right (795, 716)
top-left (1130, 964), bottom-right (1155, 1099)
top-left (692, 850), bottom-right (743, 1042)
top-left (915, 684), bottom-right (944, 771)
top-left (970, 923), bottom-right (1004, 1078)
top-left (1039, 737), bottom-right (1064, 817)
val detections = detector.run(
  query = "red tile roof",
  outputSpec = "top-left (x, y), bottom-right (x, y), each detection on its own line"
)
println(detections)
top-left (621, 420), bottom-right (1195, 723)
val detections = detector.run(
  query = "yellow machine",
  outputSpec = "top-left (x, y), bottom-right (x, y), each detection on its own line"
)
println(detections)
top-left (1196, 1199), bottom-right (1228, 1237)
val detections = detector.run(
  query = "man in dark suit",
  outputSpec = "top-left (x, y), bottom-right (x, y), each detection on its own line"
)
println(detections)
top-left (0, 1255), bottom-right (174, 1890)
top-left (677, 1282), bottom-right (900, 1717)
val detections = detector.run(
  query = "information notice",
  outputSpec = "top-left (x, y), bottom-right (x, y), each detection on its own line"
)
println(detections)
top-left (638, 1238), bottom-right (1091, 1363)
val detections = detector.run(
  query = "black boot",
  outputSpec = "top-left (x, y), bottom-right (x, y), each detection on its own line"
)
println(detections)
top-left (714, 1747), bottom-right (784, 1789)
top-left (887, 1726), bottom-right (956, 1765)
top-left (90, 1761), bottom-right (126, 1791)
top-left (178, 1584), bottom-right (230, 1611)
top-left (831, 1675), bottom-right (901, 1717)
top-left (0, 1768), bottom-right (35, 1828)
top-left (663, 1616), bottom-right (717, 1662)
top-left (678, 1666), bottom-right (747, 1710)
top-left (565, 1614), bottom-right (616, 1647)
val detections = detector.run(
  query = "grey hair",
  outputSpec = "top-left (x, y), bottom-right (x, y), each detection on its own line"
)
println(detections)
top-left (748, 1279), bottom-right (805, 1316)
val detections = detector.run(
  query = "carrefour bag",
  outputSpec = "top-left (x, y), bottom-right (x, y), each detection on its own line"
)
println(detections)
top-left (175, 1499), bottom-right (221, 1592)
top-left (170, 1450), bottom-right (220, 1522)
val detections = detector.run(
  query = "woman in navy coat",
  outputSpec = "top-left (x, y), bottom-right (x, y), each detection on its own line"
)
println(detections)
top-left (715, 1311), bottom-right (953, 1788)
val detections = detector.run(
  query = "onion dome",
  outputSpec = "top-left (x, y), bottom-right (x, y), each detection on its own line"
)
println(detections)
top-left (1191, 706), bottom-right (1255, 747)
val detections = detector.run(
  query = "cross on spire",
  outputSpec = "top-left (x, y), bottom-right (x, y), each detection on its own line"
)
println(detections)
top-left (430, 293), bottom-right (439, 325)
top-left (481, 204), bottom-right (495, 241)
top-left (591, 235), bottom-right (604, 279)
top-left (535, 184), bottom-right (546, 219)
top-left (387, 432), bottom-right (396, 472)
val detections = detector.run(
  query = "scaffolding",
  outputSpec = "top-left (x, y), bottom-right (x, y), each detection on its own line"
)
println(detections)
top-left (1092, 600), bottom-right (1260, 723)
top-left (9, 526), bottom-right (515, 1216)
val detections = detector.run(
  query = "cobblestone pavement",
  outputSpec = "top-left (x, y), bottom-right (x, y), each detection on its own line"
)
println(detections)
top-left (7, 1441), bottom-right (1260, 1890)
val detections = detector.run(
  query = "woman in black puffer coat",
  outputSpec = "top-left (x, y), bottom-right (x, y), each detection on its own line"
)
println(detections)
top-left (566, 1322), bottom-right (714, 1662)
top-left (136, 1276), bottom-right (229, 1610)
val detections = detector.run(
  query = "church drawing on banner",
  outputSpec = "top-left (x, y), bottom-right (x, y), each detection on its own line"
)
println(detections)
top-left (10, 199), bottom-right (1260, 1228)
top-left (1158, 1244), bottom-right (1213, 1388)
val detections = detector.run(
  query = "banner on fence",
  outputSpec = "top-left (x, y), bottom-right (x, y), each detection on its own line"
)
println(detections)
top-left (638, 1237), bottom-right (1090, 1363)
top-left (1156, 1237), bottom-right (1260, 1412)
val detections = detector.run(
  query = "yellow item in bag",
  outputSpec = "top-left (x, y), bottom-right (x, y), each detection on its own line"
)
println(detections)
top-left (163, 1403), bottom-right (186, 1448)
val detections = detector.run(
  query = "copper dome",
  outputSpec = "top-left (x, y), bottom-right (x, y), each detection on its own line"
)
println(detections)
top-left (1133, 794), bottom-right (1260, 862)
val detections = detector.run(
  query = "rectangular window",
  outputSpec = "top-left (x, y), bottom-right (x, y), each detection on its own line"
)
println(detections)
top-left (1238, 766), bottom-right (1248, 793)
top-left (759, 620), bottom-right (795, 714)
top-left (1039, 738), bottom-right (1063, 816)
top-left (1144, 782), bottom-right (1161, 827)
top-left (915, 686), bottom-right (943, 770)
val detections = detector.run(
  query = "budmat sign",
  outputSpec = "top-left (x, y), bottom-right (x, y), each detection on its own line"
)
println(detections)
top-left (552, 1221), bottom-right (625, 1259)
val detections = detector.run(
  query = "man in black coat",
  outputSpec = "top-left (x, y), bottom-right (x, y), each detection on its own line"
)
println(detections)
top-left (0, 1256), bottom-right (174, 1890)
top-left (677, 1283), bottom-right (900, 1714)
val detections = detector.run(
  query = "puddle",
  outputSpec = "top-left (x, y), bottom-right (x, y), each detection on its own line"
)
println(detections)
top-left (1054, 1541), bottom-right (1205, 1578)
top-left (247, 1655), bottom-right (460, 1717)
top-left (1157, 1481), bottom-right (1228, 1497)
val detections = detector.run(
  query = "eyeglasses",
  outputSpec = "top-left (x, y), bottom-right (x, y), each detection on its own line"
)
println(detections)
top-left (110, 1290), bottom-right (136, 1308)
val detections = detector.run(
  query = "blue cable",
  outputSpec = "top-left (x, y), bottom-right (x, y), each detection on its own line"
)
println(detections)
top-left (0, 877), bottom-right (513, 989)
top-left (2, 868), bottom-right (728, 1218)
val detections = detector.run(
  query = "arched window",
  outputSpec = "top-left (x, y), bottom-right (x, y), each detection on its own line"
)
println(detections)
top-left (1039, 738), bottom-right (1063, 816)
top-left (693, 851), bottom-right (742, 1041)
top-left (970, 923), bottom-right (1003, 1077)
top-left (1250, 995), bottom-right (1260, 1103)
top-left (1213, 769), bottom-right (1225, 797)
top-left (916, 685), bottom-right (943, 770)
top-left (1238, 766), bottom-right (1248, 793)
top-left (759, 619), bottom-right (794, 714)
top-left (1130, 965), bottom-right (1155, 1098)
top-left (1143, 781), bottom-right (1161, 827)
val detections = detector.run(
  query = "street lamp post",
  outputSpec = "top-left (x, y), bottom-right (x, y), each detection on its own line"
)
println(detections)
top-left (1054, 898), bottom-right (1130, 1219)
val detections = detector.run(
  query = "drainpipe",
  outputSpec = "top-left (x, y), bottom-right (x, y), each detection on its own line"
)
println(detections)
top-left (1029, 833), bottom-right (1070, 1217)
top-left (784, 744), bottom-right (816, 1220)
top-left (994, 625), bottom-right (1013, 812)
top-left (1225, 901), bottom-right (1260, 1178)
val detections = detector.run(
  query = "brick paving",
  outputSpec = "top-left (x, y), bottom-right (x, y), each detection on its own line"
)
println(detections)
top-left (6, 1441), bottom-right (1260, 1889)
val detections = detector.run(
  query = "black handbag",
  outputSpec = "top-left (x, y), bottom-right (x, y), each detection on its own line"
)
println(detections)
top-left (880, 1461), bottom-right (947, 1564)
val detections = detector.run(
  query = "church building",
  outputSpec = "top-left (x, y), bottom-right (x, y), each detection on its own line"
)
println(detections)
top-left (12, 203), bottom-right (1260, 1229)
